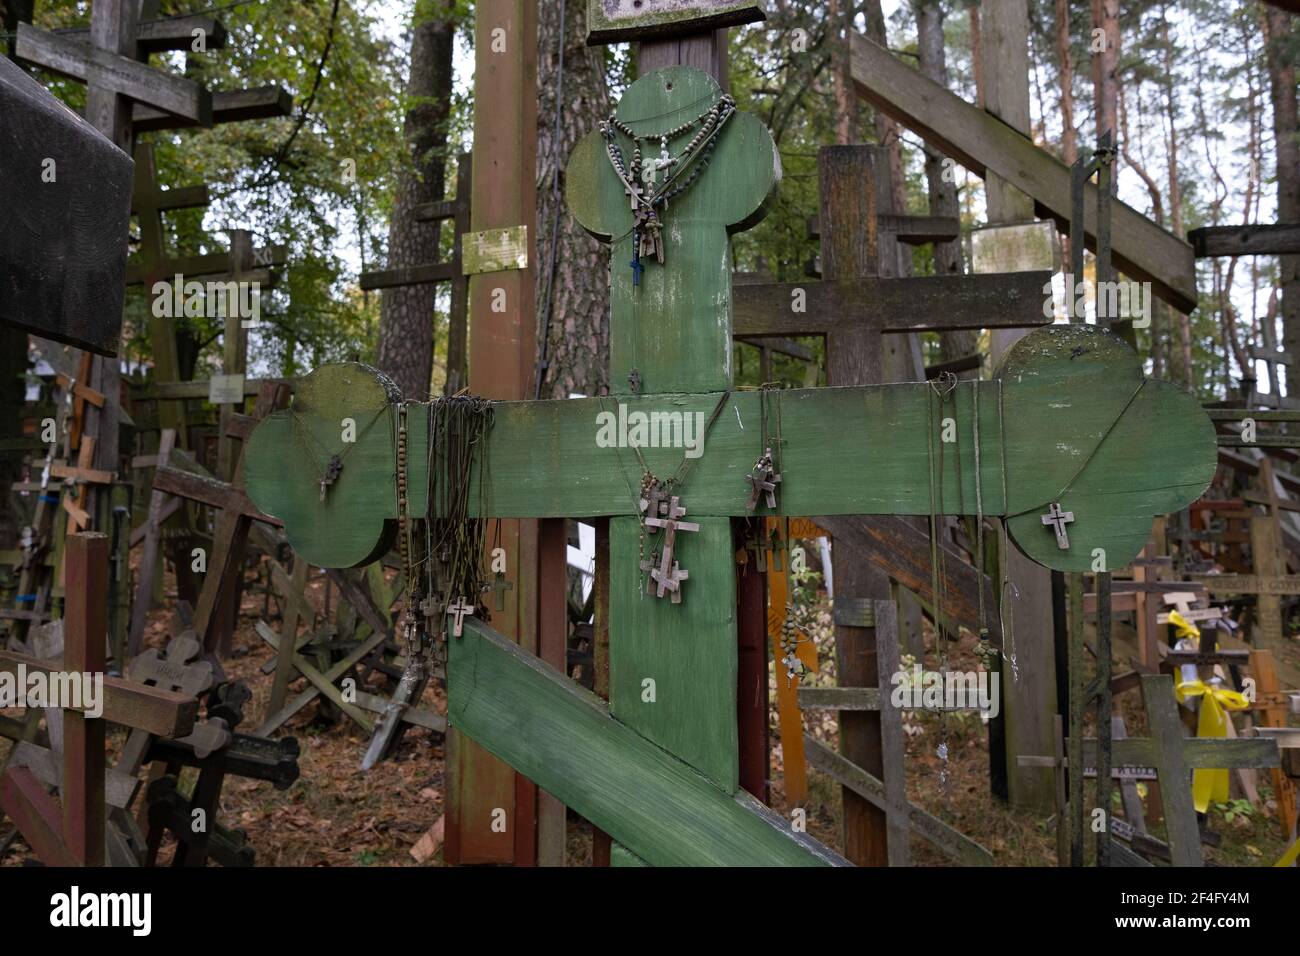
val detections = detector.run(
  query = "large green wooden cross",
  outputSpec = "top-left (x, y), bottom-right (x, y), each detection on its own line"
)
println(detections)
top-left (243, 67), bottom-right (1218, 865)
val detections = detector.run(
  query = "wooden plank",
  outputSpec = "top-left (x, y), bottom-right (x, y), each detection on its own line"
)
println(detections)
top-left (0, 55), bottom-right (133, 355)
top-left (1188, 223), bottom-right (1300, 258)
top-left (412, 199), bottom-right (458, 222)
top-left (132, 85), bottom-right (292, 132)
top-left (847, 31), bottom-right (1197, 313)
top-left (1189, 574), bottom-right (1300, 595)
top-left (732, 272), bottom-right (1052, 338)
top-left (814, 514), bottom-right (999, 643)
top-left (358, 261), bottom-right (457, 291)
top-left (152, 464), bottom-right (280, 525)
top-left (61, 15), bottom-right (229, 52)
top-left (61, 533), bottom-right (106, 866)
top-left (132, 377), bottom-right (284, 401)
top-left (586, 0), bottom-right (765, 43)
top-left (0, 766), bottom-right (77, 867)
top-left (16, 22), bottom-right (212, 124)
top-left (445, 616), bottom-right (846, 866)
top-left (798, 686), bottom-right (882, 711)
top-left (0, 651), bottom-right (198, 738)
top-left (247, 324), bottom-right (1218, 575)
top-left (1077, 737), bottom-right (1279, 770)
top-left (803, 735), bottom-right (992, 866)
top-left (875, 601), bottom-right (909, 866)
top-left (1141, 674), bottom-right (1203, 867)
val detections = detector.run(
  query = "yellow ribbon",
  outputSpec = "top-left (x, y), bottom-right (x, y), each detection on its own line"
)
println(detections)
top-left (1276, 835), bottom-right (1300, 868)
top-left (1167, 610), bottom-right (1200, 641)
top-left (1174, 679), bottom-right (1250, 813)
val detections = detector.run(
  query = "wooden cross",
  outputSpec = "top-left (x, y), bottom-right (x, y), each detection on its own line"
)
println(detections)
top-left (51, 436), bottom-right (115, 533)
top-left (359, 153), bottom-right (472, 392)
top-left (243, 65), bottom-right (1218, 865)
top-left (1040, 501), bottom-right (1074, 550)
top-left (0, 534), bottom-right (197, 866)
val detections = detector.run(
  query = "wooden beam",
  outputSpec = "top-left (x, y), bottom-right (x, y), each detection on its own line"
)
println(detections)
top-left (60, 15), bottom-right (229, 52)
top-left (808, 213), bottom-right (961, 245)
top-left (0, 651), bottom-right (197, 737)
top-left (732, 271), bottom-right (1052, 337)
top-left (16, 22), bottom-right (212, 124)
top-left (848, 31), bottom-right (1197, 312)
top-left (1188, 223), bottom-right (1300, 258)
top-left (132, 85), bottom-right (292, 131)
top-left (358, 261), bottom-right (457, 291)
top-left (445, 615), bottom-right (846, 866)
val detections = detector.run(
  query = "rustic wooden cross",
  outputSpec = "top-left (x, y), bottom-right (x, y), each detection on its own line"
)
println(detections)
top-left (361, 155), bottom-right (472, 391)
top-left (446, 598), bottom-right (477, 638)
top-left (243, 66), bottom-right (1219, 865)
top-left (0, 534), bottom-right (197, 866)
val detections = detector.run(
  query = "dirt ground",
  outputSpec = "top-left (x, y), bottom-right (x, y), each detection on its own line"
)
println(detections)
top-left (2, 566), bottom-right (1296, 867)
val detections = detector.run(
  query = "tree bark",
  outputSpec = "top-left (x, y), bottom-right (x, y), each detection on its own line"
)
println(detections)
top-left (1264, 7), bottom-right (1300, 399)
top-left (1089, 0), bottom-right (1120, 140)
top-left (1054, 0), bottom-right (1077, 165)
top-left (374, 2), bottom-right (456, 401)
top-left (829, 0), bottom-right (860, 145)
top-left (914, 0), bottom-right (972, 367)
top-left (535, 0), bottom-right (611, 399)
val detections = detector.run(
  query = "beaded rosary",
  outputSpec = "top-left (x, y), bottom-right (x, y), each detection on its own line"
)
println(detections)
top-left (600, 92), bottom-right (737, 286)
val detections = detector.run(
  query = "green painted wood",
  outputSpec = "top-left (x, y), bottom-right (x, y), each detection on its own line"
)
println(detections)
top-left (247, 324), bottom-right (1215, 576)
top-left (566, 66), bottom-right (779, 395)
top-left (445, 615), bottom-right (846, 866)
top-left (609, 516), bottom-right (737, 788)
top-left (1077, 737), bottom-right (1279, 770)
top-left (610, 842), bottom-right (649, 866)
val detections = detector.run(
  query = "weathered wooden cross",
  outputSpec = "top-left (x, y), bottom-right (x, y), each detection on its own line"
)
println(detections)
top-left (243, 64), bottom-right (1219, 863)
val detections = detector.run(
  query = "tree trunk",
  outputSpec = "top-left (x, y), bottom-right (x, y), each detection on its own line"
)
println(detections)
top-left (374, 3), bottom-right (456, 401)
top-left (1054, 0), bottom-right (1077, 164)
top-left (1264, 7), bottom-right (1300, 399)
top-left (915, 0), bottom-right (972, 367)
top-left (1090, 0), bottom-right (1120, 140)
top-left (829, 0), bottom-right (859, 145)
top-left (535, 0), bottom-right (611, 399)
top-left (970, 4), bottom-right (984, 110)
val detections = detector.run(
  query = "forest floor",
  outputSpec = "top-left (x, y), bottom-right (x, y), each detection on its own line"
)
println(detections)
top-left (2, 564), bottom-right (1296, 867)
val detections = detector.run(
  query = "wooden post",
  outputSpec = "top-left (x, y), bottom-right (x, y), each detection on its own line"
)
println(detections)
top-left (820, 145), bottom-right (889, 865)
top-left (445, 0), bottom-right (542, 866)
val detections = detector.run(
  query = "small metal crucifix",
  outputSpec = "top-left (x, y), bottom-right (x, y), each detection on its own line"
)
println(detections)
top-left (319, 454), bottom-right (343, 502)
top-left (1041, 501), bottom-right (1075, 550)
top-left (643, 495), bottom-right (701, 603)
top-left (446, 597), bottom-right (476, 638)
top-left (744, 446), bottom-right (781, 512)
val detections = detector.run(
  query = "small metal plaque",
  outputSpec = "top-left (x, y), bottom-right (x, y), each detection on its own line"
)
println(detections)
top-left (208, 373), bottom-right (245, 405)
top-left (587, 0), bottom-right (767, 44)
top-left (462, 225), bottom-right (529, 276)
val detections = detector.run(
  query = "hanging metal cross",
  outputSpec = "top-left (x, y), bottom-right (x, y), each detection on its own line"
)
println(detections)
top-left (446, 597), bottom-right (477, 638)
top-left (644, 496), bottom-right (700, 602)
top-left (1041, 501), bottom-right (1075, 550)
top-left (744, 446), bottom-right (781, 511)
top-left (319, 454), bottom-right (344, 502)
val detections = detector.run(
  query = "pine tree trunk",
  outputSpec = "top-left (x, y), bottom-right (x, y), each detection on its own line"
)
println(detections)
top-left (535, 0), bottom-right (612, 399)
top-left (915, 0), bottom-right (972, 368)
top-left (1054, 0), bottom-right (1077, 164)
top-left (1265, 7), bottom-right (1300, 399)
top-left (1090, 0), bottom-right (1119, 139)
top-left (374, 4), bottom-right (456, 400)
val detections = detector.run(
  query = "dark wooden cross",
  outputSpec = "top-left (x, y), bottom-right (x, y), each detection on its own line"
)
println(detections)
top-left (243, 59), bottom-right (1218, 866)
top-left (360, 153), bottom-right (473, 392)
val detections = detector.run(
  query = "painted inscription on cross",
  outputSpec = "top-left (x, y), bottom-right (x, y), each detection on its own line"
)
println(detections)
top-left (244, 67), bottom-right (1221, 856)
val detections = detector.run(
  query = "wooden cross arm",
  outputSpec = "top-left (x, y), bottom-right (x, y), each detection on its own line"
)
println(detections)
top-left (0, 651), bottom-right (197, 737)
top-left (1077, 737), bottom-right (1279, 770)
top-left (1188, 223), bottom-right (1300, 258)
top-left (732, 270), bottom-right (1052, 337)
top-left (0, 766), bottom-right (79, 867)
top-left (847, 31), bottom-right (1197, 313)
top-left (246, 325), bottom-right (1216, 573)
top-left (59, 14), bottom-right (229, 53)
top-left (151, 463), bottom-right (281, 526)
top-left (447, 615), bottom-right (846, 866)
top-left (132, 85), bottom-right (292, 132)
top-left (16, 23), bottom-right (212, 125)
